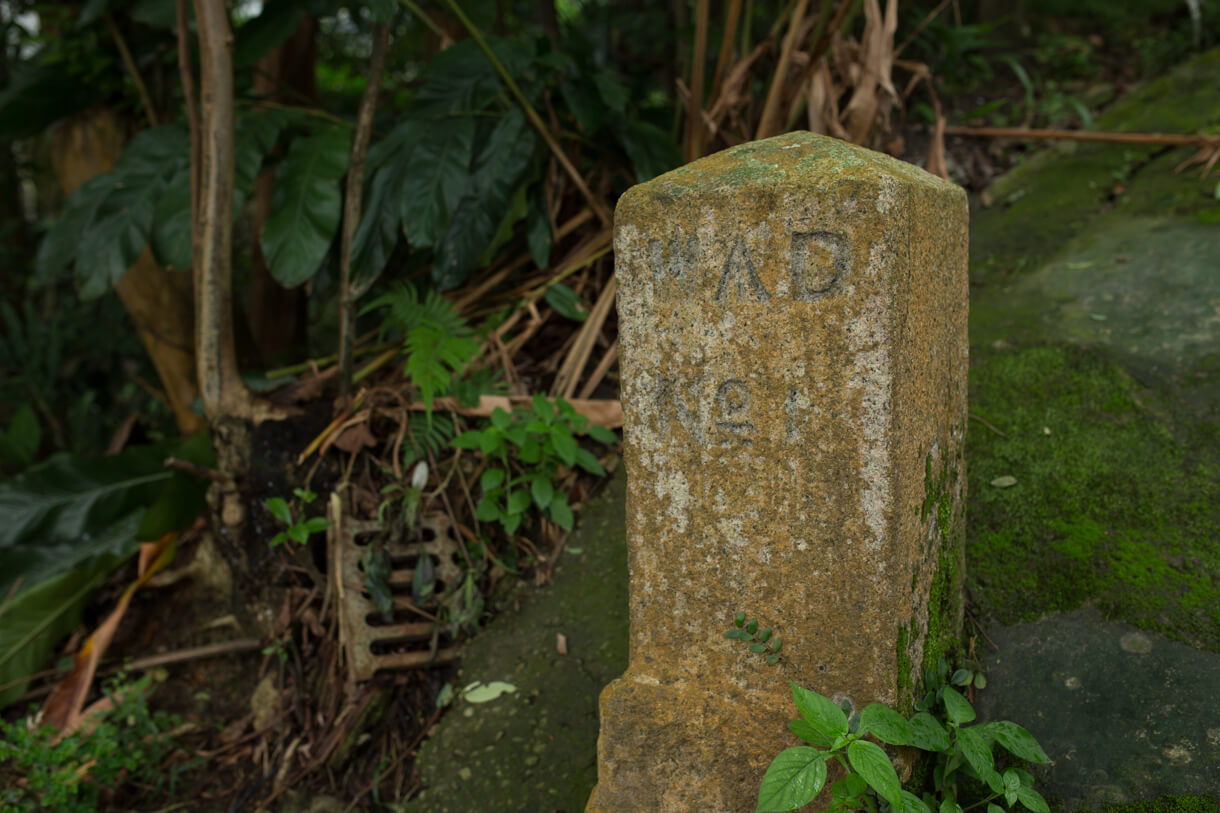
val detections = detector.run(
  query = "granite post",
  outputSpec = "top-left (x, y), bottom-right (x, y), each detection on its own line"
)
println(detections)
top-left (588, 132), bottom-right (969, 811)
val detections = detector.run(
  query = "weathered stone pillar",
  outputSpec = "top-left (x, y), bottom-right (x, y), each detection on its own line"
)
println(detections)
top-left (588, 132), bottom-right (969, 812)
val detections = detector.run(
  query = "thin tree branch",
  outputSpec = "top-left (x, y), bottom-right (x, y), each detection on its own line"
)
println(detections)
top-left (338, 24), bottom-right (390, 397)
top-left (104, 12), bottom-right (159, 127)
top-left (175, 0), bottom-right (200, 254)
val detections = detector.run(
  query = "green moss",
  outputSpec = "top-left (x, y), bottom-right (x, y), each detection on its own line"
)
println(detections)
top-left (968, 345), bottom-right (1220, 650)
top-left (914, 440), bottom-right (967, 701)
top-left (895, 623), bottom-right (913, 714)
top-left (1067, 795), bottom-right (1220, 813)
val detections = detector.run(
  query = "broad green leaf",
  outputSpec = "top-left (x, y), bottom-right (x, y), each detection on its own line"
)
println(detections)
top-left (0, 405), bottom-right (40, 466)
top-left (410, 38), bottom-right (532, 116)
top-left (0, 556), bottom-right (120, 709)
top-left (614, 119), bottom-right (682, 183)
top-left (755, 746), bottom-right (827, 813)
top-left (233, 0), bottom-right (306, 67)
top-left (574, 447), bottom-right (605, 476)
top-left (847, 740), bottom-right (902, 809)
top-left (951, 668), bottom-right (972, 686)
top-left (400, 116), bottom-right (475, 250)
top-left (1016, 785), bottom-right (1050, 813)
top-left (587, 424), bottom-right (618, 444)
top-left (35, 176), bottom-right (110, 282)
top-left (503, 511), bottom-right (522, 535)
top-left (956, 726), bottom-right (996, 779)
top-left (74, 126), bottom-right (189, 297)
top-left (434, 107), bottom-right (538, 289)
top-left (831, 773), bottom-right (868, 803)
top-left (593, 68), bottom-right (629, 114)
top-left (475, 496), bottom-right (500, 522)
top-left (530, 475), bottom-right (553, 509)
top-left (235, 109), bottom-right (290, 208)
top-left (0, 445), bottom-right (169, 557)
top-left (980, 721), bottom-right (1051, 764)
top-left (532, 394), bottom-right (553, 421)
top-left (790, 683), bottom-right (848, 739)
top-left (266, 497), bottom-right (293, 525)
top-left (0, 511), bottom-right (142, 611)
top-left (545, 283), bottom-right (588, 321)
top-left (902, 790), bottom-right (933, 813)
top-left (351, 160), bottom-right (406, 286)
top-left (75, 181), bottom-right (158, 299)
top-left (451, 430), bottom-right (484, 450)
top-left (302, 517), bottom-right (329, 533)
top-left (788, 718), bottom-right (833, 748)
top-left (860, 703), bottom-right (916, 745)
top-left (942, 686), bottom-right (976, 724)
top-left (560, 77), bottom-right (609, 133)
top-left (941, 800), bottom-right (964, 813)
top-left (149, 168), bottom-right (193, 270)
top-left (490, 408), bottom-right (512, 430)
top-left (908, 712), bottom-right (951, 751)
top-left (549, 424), bottom-right (578, 466)
top-left (262, 125), bottom-right (351, 287)
top-left (548, 492), bottom-right (573, 531)
top-left (506, 488), bottom-right (532, 516)
top-left (481, 468), bottom-right (506, 491)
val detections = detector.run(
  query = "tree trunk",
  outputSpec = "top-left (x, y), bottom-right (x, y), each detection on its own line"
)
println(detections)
top-left (192, 0), bottom-right (252, 422)
top-left (48, 108), bottom-right (205, 436)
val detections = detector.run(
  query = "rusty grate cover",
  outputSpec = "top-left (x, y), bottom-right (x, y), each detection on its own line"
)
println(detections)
top-left (330, 495), bottom-right (461, 682)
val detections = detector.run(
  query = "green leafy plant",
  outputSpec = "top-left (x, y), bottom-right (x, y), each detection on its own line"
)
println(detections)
top-left (365, 283), bottom-right (482, 413)
top-left (726, 610), bottom-right (783, 665)
top-left (0, 671), bottom-right (191, 811)
top-left (757, 673), bottom-right (1051, 813)
top-left (265, 488), bottom-right (329, 547)
top-left (451, 395), bottom-right (617, 534)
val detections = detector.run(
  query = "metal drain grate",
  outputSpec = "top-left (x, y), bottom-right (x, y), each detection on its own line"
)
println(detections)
top-left (329, 495), bottom-right (461, 682)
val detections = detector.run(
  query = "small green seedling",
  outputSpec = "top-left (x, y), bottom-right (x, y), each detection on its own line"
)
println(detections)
top-left (726, 610), bottom-right (783, 665)
top-left (265, 488), bottom-right (329, 546)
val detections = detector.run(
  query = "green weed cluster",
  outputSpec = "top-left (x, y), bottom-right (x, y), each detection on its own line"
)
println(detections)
top-left (0, 672), bottom-right (191, 811)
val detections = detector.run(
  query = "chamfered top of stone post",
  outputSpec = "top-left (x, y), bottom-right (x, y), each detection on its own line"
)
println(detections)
top-left (617, 130), bottom-right (960, 209)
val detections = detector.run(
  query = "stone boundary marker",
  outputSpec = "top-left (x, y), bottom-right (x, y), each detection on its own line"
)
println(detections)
top-left (587, 132), bottom-right (969, 811)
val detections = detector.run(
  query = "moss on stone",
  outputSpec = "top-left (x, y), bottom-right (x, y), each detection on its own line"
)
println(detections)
top-left (967, 344), bottom-right (1220, 651)
top-left (1068, 795), bottom-right (1220, 813)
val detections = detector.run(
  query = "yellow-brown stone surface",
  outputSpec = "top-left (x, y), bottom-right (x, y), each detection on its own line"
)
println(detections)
top-left (588, 132), bottom-right (969, 812)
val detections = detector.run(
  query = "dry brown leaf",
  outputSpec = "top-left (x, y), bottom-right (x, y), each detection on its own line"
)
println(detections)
top-left (333, 421), bottom-right (377, 454)
top-left (41, 533), bottom-right (178, 736)
top-left (406, 394), bottom-right (622, 429)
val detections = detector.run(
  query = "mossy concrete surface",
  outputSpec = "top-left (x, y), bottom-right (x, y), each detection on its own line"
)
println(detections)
top-left (404, 469), bottom-right (627, 813)
top-left (967, 45), bottom-right (1220, 650)
top-left (975, 609), bottom-right (1220, 806)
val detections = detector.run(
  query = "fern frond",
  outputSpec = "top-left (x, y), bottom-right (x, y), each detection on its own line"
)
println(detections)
top-left (401, 412), bottom-right (455, 467)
